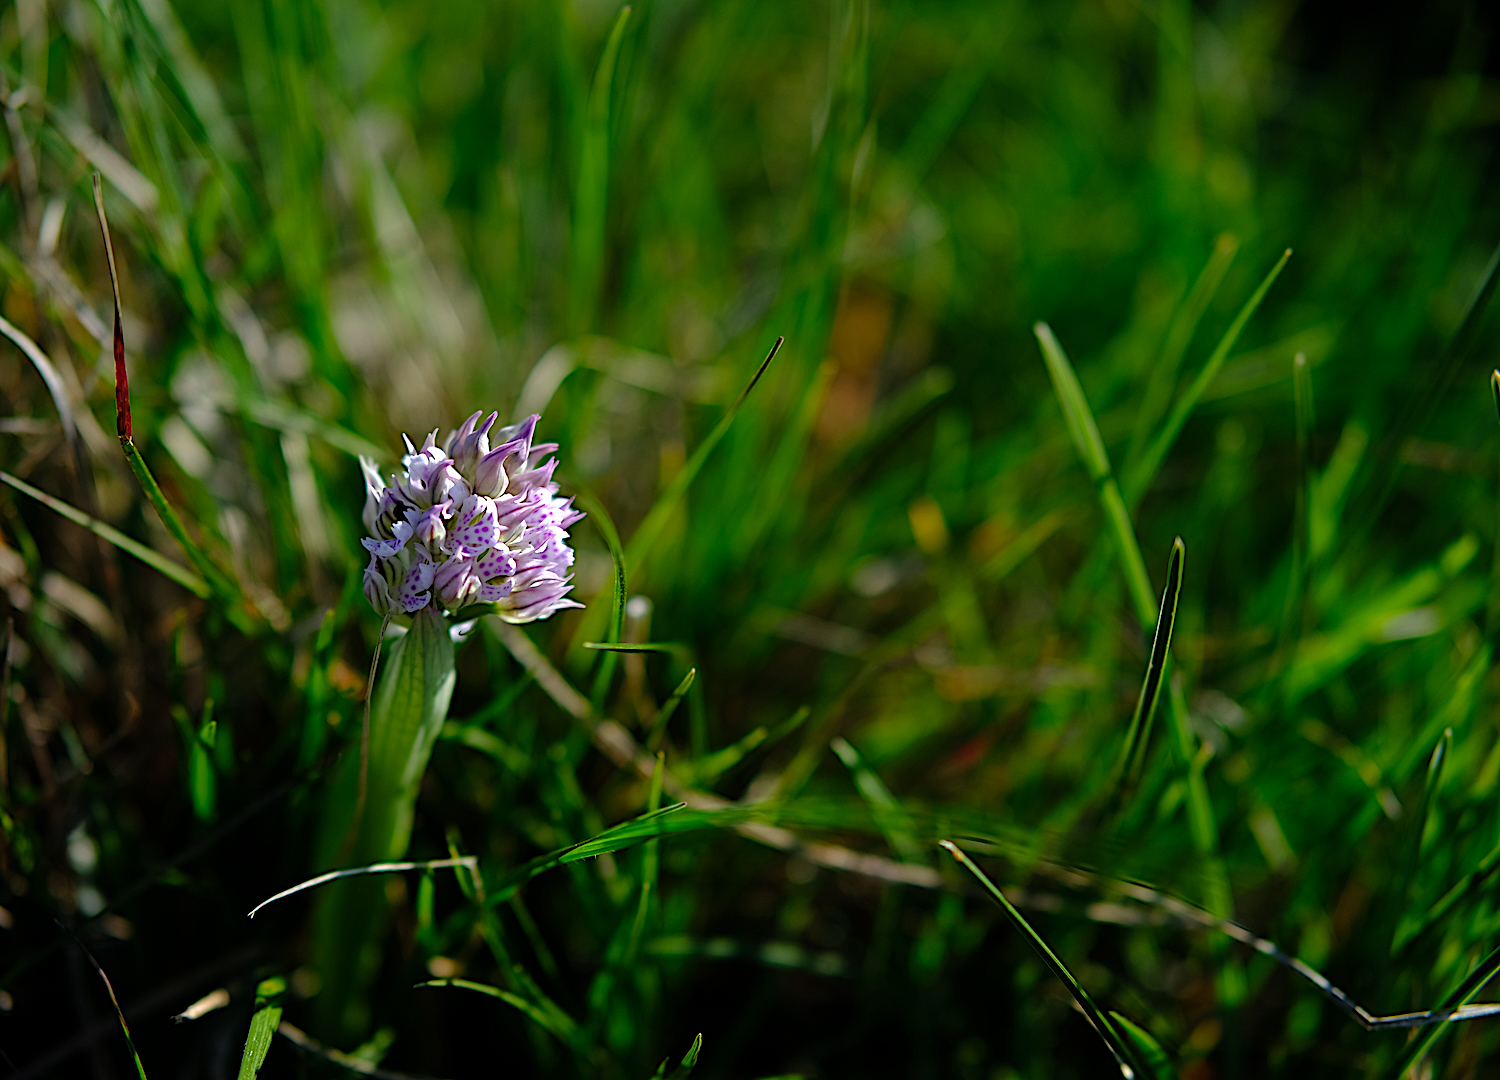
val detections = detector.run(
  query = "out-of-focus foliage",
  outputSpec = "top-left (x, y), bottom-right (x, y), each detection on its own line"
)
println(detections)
top-left (0, 0), bottom-right (1498, 1077)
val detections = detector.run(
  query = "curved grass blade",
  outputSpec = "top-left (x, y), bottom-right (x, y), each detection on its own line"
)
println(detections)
top-left (1388, 729), bottom-right (1451, 956)
top-left (1035, 326), bottom-right (1226, 922)
top-left (80, 942), bottom-right (150, 1080)
top-left (1117, 538), bottom-right (1185, 790)
top-left (647, 667), bottom-right (696, 751)
top-left (1108, 1012), bottom-right (1172, 1080)
top-left (569, 4), bottom-right (632, 336)
top-left (93, 174), bottom-right (246, 616)
top-left (1033, 322), bottom-right (1155, 626)
top-left (624, 337), bottom-right (782, 576)
top-left (1124, 248), bottom-right (1293, 506)
top-left (566, 338), bottom-right (783, 661)
top-left (0, 470), bottom-right (209, 596)
top-left (1490, 369), bottom-right (1500, 638)
top-left (275, 1021), bottom-right (450, 1080)
top-left (941, 841), bottom-right (1155, 1079)
top-left (832, 736), bottom-right (924, 863)
top-left (248, 856), bottom-right (477, 918)
top-left (236, 977), bottom-right (285, 1080)
top-left (1125, 232), bottom-right (1240, 469)
top-left (687, 723), bottom-right (768, 785)
top-left (0, 315), bottom-right (80, 461)
top-left (417, 978), bottom-right (583, 1050)
top-left (1389, 942), bottom-right (1500, 1079)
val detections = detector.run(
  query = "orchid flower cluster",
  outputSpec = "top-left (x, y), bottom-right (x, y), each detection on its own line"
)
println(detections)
top-left (360, 412), bottom-right (584, 623)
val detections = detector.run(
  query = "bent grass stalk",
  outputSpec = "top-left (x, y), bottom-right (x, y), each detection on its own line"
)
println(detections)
top-left (941, 841), bottom-right (1157, 1079)
top-left (92, 174), bottom-right (251, 625)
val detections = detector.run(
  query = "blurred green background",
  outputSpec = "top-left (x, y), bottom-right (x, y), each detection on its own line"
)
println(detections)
top-left (1, 0), bottom-right (1499, 1077)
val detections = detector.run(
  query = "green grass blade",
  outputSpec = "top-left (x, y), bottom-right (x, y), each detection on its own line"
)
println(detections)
top-left (1117, 537), bottom-right (1185, 788)
top-left (1489, 369), bottom-right (1500, 637)
top-left (1389, 943), bottom-right (1500, 1078)
top-left (685, 723), bottom-right (768, 785)
top-left (831, 736), bottom-right (924, 863)
top-left (418, 978), bottom-right (583, 1049)
top-left (0, 471), bottom-right (209, 596)
top-left (646, 667), bottom-right (696, 751)
top-left (1108, 1012), bottom-right (1173, 1080)
top-left (235, 977), bottom-right (285, 1080)
top-left (1387, 729), bottom-right (1451, 958)
top-left (1033, 322), bottom-right (1155, 626)
top-left (1125, 232), bottom-right (1239, 469)
top-left (666, 1033), bottom-right (703, 1079)
top-left (941, 841), bottom-right (1155, 1079)
top-left (625, 337), bottom-right (783, 576)
top-left (1124, 248), bottom-right (1292, 506)
top-left (568, 4), bottom-right (631, 335)
top-left (93, 176), bottom-right (247, 616)
top-left (82, 945), bottom-right (150, 1080)
top-left (568, 338), bottom-right (782, 662)
top-left (577, 490), bottom-right (627, 709)
top-left (1275, 351), bottom-right (1316, 676)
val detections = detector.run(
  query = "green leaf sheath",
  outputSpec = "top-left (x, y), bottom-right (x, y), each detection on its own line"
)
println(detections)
top-left (311, 607), bottom-right (457, 1043)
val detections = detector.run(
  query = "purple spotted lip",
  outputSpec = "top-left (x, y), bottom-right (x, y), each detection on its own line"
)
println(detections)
top-left (360, 412), bottom-right (585, 623)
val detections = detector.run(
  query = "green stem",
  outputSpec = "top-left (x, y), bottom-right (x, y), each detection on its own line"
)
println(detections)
top-left (311, 607), bottom-right (456, 1043)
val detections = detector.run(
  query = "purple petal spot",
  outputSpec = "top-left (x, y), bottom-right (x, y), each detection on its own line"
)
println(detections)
top-left (475, 546), bottom-right (517, 580)
top-left (479, 580), bottom-right (515, 602)
top-left (397, 558), bottom-right (436, 613)
top-left (447, 494), bottom-right (499, 553)
top-left (361, 518), bottom-right (413, 559)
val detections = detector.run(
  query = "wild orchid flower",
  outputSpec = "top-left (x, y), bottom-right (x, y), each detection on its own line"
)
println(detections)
top-left (313, 411), bottom-right (582, 1043)
top-left (359, 411), bottom-right (584, 623)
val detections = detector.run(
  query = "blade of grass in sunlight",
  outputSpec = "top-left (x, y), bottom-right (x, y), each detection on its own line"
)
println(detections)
top-left (625, 337), bottom-right (783, 576)
top-left (941, 841), bottom-right (1155, 1079)
top-left (1489, 369), bottom-right (1500, 638)
top-left (568, 5), bottom-right (632, 336)
top-left (1033, 321), bottom-right (1154, 625)
top-left (1124, 232), bottom-right (1239, 470)
top-left (1390, 943), bottom-right (1500, 1079)
top-left (235, 977), bottom-right (285, 1080)
top-left (1387, 730), bottom-right (1451, 958)
top-left (0, 471), bottom-right (209, 596)
top-left (653, 1033), bottom-right (703, 1079)
top-left (81, 944), bottom-right (150, 1080)
top-left (418, 978), bottom-right (583, 1049)
top-left (1123, 248), bottom-right (1292, 505)
top-left (92, 175), bottom-right (248, 618)
top-left (831, 736), bottom-right (924, 863)
top-left (1117, 537), bottom-right (1185, 791)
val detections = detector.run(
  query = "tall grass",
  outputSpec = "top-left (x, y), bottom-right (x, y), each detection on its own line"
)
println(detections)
top-left (0, 1), bottom-right (1498, 1077)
